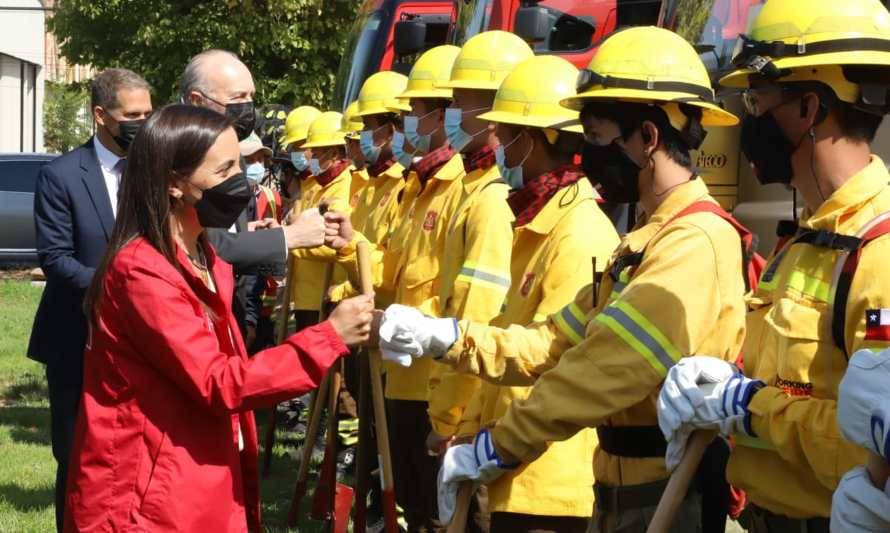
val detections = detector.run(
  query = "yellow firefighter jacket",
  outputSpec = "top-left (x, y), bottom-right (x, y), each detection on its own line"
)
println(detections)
top-left (289, 165), bottom-right (352, 311)
top-left (727, 155), bottom-right (890, 518)
top-left (349, 168), bottom-right (370, 210)
top-left (382, 153), bottom-right (467, 401)
top-left (426, 163), bottom-right (514, 437)
top-left (438, 178), bottom-right (747, 487)
top-left (469, 178), bottom-right (619, 516)
top-left (333, 163), bottom-right (406, 307)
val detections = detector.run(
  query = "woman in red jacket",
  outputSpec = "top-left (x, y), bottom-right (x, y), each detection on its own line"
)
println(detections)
top-left (66, 104), bottom-right (373, 532)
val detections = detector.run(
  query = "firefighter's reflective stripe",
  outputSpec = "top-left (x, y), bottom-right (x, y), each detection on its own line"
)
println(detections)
top-left (595, 300), bottom-right (681, 376)
top-left (456, 262), bottom-right (511, 291)
top-left (787, 269), bottom-right (830, 302)
top-left (552, 301), bottom-right (588, 345)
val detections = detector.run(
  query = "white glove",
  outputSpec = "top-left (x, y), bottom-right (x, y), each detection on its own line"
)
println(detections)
top-left (831, 466), bottom-right (890, 532)
top-left (873, 398), bottom-right (890, 462)
top-left (658, 356), bottom-right (737, 439)
top-left (437, 429), bottom-right (515, 523)
top-left (378, 304), bottom-right (458, 367)
top-left (838, 348), bottom-right (890, 457)
top-left (657, 356), bottom-right (763, 470)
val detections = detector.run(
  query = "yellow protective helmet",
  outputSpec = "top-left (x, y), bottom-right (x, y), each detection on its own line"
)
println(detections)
top-left (721, 0), bottom-right (890, 109)
top-left (479, 56), bottom-right (582, 133)
top-left (355, 71), bottom-right (411, 117)
top-left (281, 105), bottom-right (321, 148)
top-left (342, 101), bottom-right (363, 140)
top-left (561, 26), bottom-right (738, 127)
top-left (301, 111), bottom-right (346, 149)
top-left (438, 30), bottom-right (534, 91)
top-left (398, 45), bottom-right (461, 102)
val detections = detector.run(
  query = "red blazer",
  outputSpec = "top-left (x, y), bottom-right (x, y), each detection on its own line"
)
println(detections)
top-left (64, 237), bottom-right (347, 532)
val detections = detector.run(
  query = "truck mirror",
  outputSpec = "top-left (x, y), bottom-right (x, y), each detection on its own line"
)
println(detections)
top-left (514, 6), bottom-right (551, 43)
top-left (395, 19), bottom-right (427, 56)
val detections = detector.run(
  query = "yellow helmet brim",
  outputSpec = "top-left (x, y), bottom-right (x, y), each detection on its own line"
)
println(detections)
top-left (477, 110), bottom-right (582, 132)
top-left (720, 50), bottom-right (890, 88)
top-left (435, 79), bottom-right (500, 91)
top-left (354, 104), bottom-right (409, 117)
top-left (399, 88), bottom-right (453, 100)
top-left (301, 138), bottom-right (346, 149)
top-left (560, 88), bottom-right (738, 127)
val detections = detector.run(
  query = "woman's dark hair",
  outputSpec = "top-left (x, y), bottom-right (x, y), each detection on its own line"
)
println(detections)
top-left (84, 104), bottom-right (232, 322)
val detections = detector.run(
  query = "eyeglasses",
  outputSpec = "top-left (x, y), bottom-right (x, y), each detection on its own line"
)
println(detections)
top-left (741, 85), bottom-right (799, 117)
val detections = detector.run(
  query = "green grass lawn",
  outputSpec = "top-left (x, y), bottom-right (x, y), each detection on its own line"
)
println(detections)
top-left (0, 280), bottom-right (326, 532)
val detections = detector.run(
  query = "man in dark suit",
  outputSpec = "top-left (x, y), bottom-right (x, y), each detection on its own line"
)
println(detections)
top-left (28, 69), bottom-right (153, 532)
top-left (180, 49), bottom-right (327, 267)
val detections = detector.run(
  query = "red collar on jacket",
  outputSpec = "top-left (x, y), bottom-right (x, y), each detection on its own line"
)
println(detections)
top-left (414, 144), bottom-right (456, 186)
top-left (507, 165), bottom-right (584, 227)
top-left (368, 158), bottom-right (396, 178)
top-left (315, 160), bottom-right (350, 187)
top-left (462, 145), bottom-right (496, 174)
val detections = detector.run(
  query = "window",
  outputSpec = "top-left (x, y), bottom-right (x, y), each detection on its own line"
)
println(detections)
top-left (0, 160), bottom-right (47, 193)
top-left (660, 0), bottom-right (766, 78)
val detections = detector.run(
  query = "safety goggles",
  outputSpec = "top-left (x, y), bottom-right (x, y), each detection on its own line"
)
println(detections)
top-left (741, 85), bottom-right (800, 117)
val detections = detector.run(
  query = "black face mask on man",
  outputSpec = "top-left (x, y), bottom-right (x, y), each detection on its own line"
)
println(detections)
top-left (107, 117), bottom-right (145, 152)
top-left (190, 172), bottom-right (252, 228)
top-left (581, 139), bottom-right (643, 204)
top-left (224, 101), bottom-right (257, 142)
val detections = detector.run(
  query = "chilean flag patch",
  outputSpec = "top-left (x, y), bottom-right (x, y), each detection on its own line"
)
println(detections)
top-left (865, 309), bottom-right (890, 341)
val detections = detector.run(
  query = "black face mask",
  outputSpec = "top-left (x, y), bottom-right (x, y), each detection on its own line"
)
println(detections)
top-left (740, 113), bottom-right (795, 185)
top-left (193, 172), bottom-right (251, 228)
top-left (581, 139), bottom-right (643, 203)
top-left (109, 118), bottom-right (145, 152)
top-left (224, 101), bottom-right (256, 141)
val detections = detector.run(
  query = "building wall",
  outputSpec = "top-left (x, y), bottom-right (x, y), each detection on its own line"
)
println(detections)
top-left (0, 0), bottom-right (46, 152)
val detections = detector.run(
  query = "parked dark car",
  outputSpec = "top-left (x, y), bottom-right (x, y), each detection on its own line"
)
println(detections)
top-left (0, 153), bottom-right (58, 265)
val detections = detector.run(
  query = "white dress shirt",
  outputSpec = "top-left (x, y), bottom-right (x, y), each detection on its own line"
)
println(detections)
top-left (93, 135), bottom-right (124, 217)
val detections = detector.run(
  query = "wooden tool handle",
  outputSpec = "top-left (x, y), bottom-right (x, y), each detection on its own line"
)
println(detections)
top-left (275, 255), bottom-right (296, 344)
top-left (646, 430), bottom-right (715, 533)
top-left (287, 375), bottom-right (330, 526)
top-left (356, 241), bottom-right (398, 532)
top-left (867, 451), bottom-right (890, 490)
top-left (446, 482), bottom-right (474, 533)
top-left (357, 241), bottom-right (374, 296)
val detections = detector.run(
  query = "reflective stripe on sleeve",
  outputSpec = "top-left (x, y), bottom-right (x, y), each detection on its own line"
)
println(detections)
top-left (787, 269), bottom-right (830, 302)
top-left (594, 300), bottom-right (681, 376)
top-left (456, 261), bottom-right (511, 291)
top-left (552, 301), bottom-right (588, 345)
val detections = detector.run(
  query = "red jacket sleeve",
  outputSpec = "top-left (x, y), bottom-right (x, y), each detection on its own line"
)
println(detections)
top-left (113, 262), bottom-right (347, 413)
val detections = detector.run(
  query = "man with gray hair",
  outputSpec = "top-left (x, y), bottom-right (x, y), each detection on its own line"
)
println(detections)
top-left (29, 68), bottom-right (152, 532)
top-left (180, 49), bottom-right (327, 268)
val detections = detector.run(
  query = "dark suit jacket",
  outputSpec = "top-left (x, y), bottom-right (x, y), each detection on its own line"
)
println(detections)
top-left (205, 220), bottom-right (285, 270)
top-left (28, 139), bottom-right (113, 373)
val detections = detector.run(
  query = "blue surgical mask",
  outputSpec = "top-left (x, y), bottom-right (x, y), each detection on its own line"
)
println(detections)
top-left (391, 132), bottom-right (415, 169)
top-left (290, 151), bottom-right (309, 172)
top-left (308, 158), bottom-right (322, 176)
top-left (360, 128), bottom-right (383, 164)
top-left (495, 130), bottom-right (533, 189)
top-left (245, 162), bottom-right (265, 184)
top-left (444, 107), bottom-right (489, 153)
top-left (404, 113), bottom-right (433, 154)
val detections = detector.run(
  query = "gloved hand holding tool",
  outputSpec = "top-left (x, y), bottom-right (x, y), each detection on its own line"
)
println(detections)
top-left (657, 355), bottom-right (763, 470)
top-left (437, 428), bottom-right (516, 525)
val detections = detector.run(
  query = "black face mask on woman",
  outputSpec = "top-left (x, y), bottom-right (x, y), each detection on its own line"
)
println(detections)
top-left (740, 113), bottom-right (797, 186)
top-left (193, 172), bottom-right (251, 228)
top-left (581, 139), bottom-right (643, 204)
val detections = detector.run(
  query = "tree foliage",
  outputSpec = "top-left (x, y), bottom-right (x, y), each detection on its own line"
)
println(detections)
top-left (43, 81), bottom-right (93, 153)
top-left (48, 0), bottom-right (362, 108)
